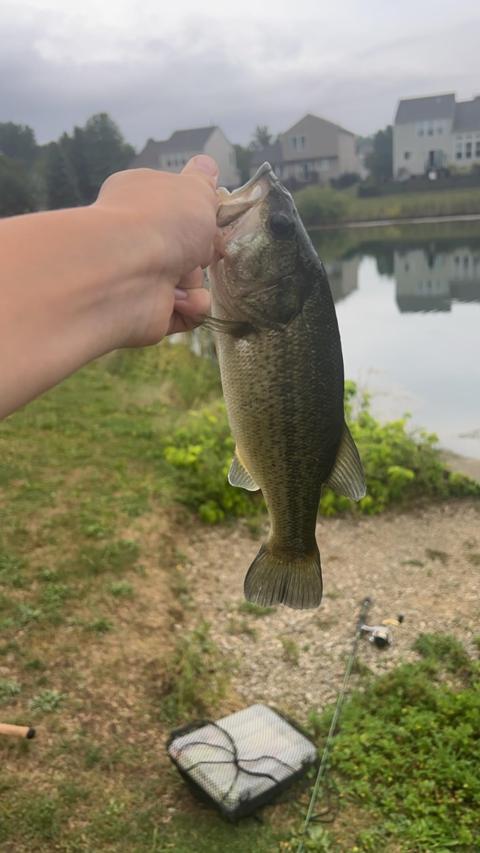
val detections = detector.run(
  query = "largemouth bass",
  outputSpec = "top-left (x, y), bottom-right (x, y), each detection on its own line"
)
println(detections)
top-left (207, 163), bottom-right (365, 610)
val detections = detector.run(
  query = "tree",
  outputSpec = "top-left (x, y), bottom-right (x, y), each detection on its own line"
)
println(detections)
top-left (44, 143), bottom-right (79, 209)
top-left (0, 122), bottom-right (37, 167)
top-left (251, 125), bottom-right (273, 149)
top-left (365, 126), bottom-right (393, 182)
top-left (0, 155), bottom-right (36, 216)
top-left (81, 113), bottom-right (135, 201)
top-left (60, 127), bottom-right (92, 204)
top-left (234, 144), bottom-right (252, 183)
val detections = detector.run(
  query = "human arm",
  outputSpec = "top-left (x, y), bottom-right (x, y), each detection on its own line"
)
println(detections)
top-left (0, 155), bottom-right (219, 419)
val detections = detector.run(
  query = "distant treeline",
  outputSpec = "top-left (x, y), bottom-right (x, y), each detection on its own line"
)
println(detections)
top-left (0, 114), bottom-right (134, 217)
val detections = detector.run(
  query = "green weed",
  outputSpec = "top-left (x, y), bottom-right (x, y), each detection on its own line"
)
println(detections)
top-left (0, 678), bottom-right (21, 705)
top-left (238, 601), bottom-right (277, 617)
top-left (85, 617), bottom-right (113, 634)
top-left (425, 548), bottom-right (449, 565)
top-left (227, 618), bottom-right (258, 640)
top-left (160, 622), bottom-right (229, 724)
top-left (30, 689), bottom-right (64, 713)
top-left (108, 580), bottom-right (134, 598)
top-left (281, 637), bottom-right (300, 666)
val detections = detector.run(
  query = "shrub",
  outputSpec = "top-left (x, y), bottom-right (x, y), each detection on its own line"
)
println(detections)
top-left (322, 382), bottom-right (480, 516)
top-left (163, 383), bottom-right (479, 524)
top-left (295, 186), bottom-right (349, 226)
top-left (163, 400), bottom-right (260, 523)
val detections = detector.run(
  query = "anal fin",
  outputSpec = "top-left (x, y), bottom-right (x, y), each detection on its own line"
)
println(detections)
top-left (326, 424), bottom-right (366, 501)
top-left (228, 452), bottom-right (259, 492)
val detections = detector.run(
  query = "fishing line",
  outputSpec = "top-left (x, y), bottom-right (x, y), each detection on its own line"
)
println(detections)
top-left (296, 596), bottom-right (372, 853)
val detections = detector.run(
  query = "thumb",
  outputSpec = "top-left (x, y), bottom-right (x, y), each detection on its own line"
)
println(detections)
top-left (182, 155), bottom-right (219, 187)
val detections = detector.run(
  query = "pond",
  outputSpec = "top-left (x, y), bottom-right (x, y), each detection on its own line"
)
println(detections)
top-left (311, 221), bottom-right (480, 460)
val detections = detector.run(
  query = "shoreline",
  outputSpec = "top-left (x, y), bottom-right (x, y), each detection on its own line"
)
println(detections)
top-left (441, 450), bottom-right (480, 483)
top-left (309, 211), bottom-right (480, 231)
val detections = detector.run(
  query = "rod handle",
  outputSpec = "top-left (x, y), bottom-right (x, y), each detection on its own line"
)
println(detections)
top-left (0, 723), bottom-right (36, 739)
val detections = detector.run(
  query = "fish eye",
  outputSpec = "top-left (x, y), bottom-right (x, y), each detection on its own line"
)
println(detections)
top-left (269, 212), bottom-right (296, 239)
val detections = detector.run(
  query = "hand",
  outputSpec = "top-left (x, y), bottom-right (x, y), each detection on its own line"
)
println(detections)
top-left (94, 155), bottom-right (219, 347)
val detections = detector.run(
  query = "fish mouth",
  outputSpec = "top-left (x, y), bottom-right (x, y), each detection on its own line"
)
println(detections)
top-left (217, 162), bottom-right (278, 230)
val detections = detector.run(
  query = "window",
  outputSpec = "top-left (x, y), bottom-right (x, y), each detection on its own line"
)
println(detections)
top-left (417, 123), bottom-right (424, 136)
top-left (404, 151), bottom-right (410, 160)
top-left (437, 124), bottom-right (443, 134)
top-left (456, 145), bottom-right (463, 160)
top-left (291, 136), bottom-right (297, 150)
top-left (466, 142), bottom-right (472, 158)
top-left (427, 123), bottom-right (434, 136)
top-left (167, 159), bottom-right (171, 167)
top-left (476, 141), bottom-right (480, 157)
top-left (300, 136), bottom-right (306, 149)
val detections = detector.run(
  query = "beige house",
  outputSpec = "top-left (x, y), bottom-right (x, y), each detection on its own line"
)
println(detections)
top-left (393, 93), bottom-right (480, 179)
top-left (250, 114), bottom-right (359, 184)
top-left (132, 126), bottom-right (240, 188)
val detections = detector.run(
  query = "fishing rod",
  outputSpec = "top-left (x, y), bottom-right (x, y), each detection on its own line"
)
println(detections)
top-left (296, 596), bottom-right (372, 853)
top-left (0, 722), bottom-right (36, 739)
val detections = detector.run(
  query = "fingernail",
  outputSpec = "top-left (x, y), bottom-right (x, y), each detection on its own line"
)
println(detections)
top-left (174, 287), bottom-right (189, 300)
top-left (190, 155), bottom-right (219, 178)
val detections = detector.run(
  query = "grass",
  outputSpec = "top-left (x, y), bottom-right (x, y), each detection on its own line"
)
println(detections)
top-left (1, 340), bottom-right (479, 851)
top-left (295, 184), bottom-right (480, 226)
top-left (296, 634), bottom-right (480, 852)
top-left (159, 622), bottom-right (229, 725)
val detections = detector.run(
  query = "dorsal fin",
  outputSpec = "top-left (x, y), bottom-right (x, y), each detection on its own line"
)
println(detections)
top-left (326, 424), bottom-right (366, 501)
top-left (228, 452), bottom-right (259, 492)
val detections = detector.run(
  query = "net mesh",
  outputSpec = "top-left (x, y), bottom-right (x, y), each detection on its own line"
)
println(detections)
top-left (167, 703), bottom-right (317, 819)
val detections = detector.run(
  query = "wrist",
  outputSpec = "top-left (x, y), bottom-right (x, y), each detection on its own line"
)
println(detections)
top-left (86, 204), bottom-right (173, 350)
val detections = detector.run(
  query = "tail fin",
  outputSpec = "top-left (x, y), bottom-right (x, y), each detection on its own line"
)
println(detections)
top-left (244, 543), bottom-right (322, 610)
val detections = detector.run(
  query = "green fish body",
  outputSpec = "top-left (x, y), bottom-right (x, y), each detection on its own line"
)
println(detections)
top-left (208, 164), bottom-right (365, 609)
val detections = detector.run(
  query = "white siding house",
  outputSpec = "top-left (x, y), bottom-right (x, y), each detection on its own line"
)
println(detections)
top-left (393, 93), bottom-right (480, 178)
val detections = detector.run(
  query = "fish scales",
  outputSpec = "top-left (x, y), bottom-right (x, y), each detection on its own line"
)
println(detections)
top-left (208, 163), bottom-right (366, 609)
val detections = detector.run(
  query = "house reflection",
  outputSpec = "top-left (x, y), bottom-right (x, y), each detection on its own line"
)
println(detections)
top-left (394, 246), bottom-right (480, 312)
top-left (325, 257), bottom-right (360, 303)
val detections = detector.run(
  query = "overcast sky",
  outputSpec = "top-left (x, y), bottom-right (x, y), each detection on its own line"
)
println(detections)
top-left (1, 0), bottom-right (479, 150)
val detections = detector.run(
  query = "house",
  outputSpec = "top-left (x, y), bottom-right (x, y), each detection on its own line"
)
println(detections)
top-left (393, 93), bottom-right (480, 179)
top-left (131, 126), bottom-right (240, 188)
top-left (250, 114), bottom-right (360, 185)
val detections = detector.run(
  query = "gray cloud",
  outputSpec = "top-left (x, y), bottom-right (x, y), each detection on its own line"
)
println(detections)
top-left (1, 4), bottom-right (479, 150)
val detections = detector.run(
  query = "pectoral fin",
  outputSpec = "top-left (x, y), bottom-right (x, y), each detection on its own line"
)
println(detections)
top-left (228, 452), bottom-right (259, 492)
top-left (326, 424), bottom-right (366, 501)
top-left (202, 316), bottom-right (255, 338)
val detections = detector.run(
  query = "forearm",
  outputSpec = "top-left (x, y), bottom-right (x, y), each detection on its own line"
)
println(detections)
top-left (0, 205), bottom-right (163, 418)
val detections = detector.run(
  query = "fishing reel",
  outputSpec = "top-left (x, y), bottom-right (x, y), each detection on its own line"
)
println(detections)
top-left (360, 614), bottom-right (404, 649)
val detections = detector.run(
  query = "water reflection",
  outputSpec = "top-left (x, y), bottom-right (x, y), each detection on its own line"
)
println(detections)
top-left (394, 246), bottom-right (480, 312)
top-left (323, 257), bottom-right (359, 303)
top-left (323, 242), bottom-right (480, 313)
top-left (326, 228), bottom-right (480, 460)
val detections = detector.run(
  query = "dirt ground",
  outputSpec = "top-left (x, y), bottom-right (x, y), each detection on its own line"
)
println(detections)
top-left (178, 499), bottom-right (480, 722)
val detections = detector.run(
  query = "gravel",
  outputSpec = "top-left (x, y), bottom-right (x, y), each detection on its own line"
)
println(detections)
top-left (179, 500), bottom-right (480, 723)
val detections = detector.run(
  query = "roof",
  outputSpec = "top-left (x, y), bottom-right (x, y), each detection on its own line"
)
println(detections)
top-left (395, 94), bottom-right (456, 125)
top-left (284, 113), bottom-right (355, 137)
top-left (130, 126), bottom-right (217, 168)
top-left (454, 97), bottom-right (480, 132)
top-left (161, 126), bottom-right (216, 152)
top-left (250, 140), bottom-right (282, 167)
top-left (130, 139), bottom-right (163, 168)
